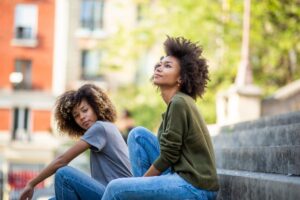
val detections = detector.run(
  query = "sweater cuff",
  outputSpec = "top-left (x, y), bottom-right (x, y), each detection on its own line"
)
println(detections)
top-left (153, 156), bottom-right (170, 172)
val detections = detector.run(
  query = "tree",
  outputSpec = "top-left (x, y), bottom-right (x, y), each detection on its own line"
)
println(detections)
top-left (104, 0), bottom-right (300, 127)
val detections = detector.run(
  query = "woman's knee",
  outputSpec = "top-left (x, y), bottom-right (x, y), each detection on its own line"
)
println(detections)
top-left (55, 166), bottom-right (74, 181)
top-left (127, 126), bottom-right (151, 143)
top-left (105, 178), bottom-right (130, 197)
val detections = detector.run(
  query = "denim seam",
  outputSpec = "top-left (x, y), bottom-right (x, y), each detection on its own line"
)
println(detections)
top-left (136, 135), bottom-right (159, 159)
top-left (61, 173), bottom-right (97, 189)
top-left (179, 185), bottom-right (206, 200)
top-left (112, 188), bottom-right (199, 200)
top-left (135, 135), bottom-right (159, 175)
top-left (60, 173), bottom-right (102, 198)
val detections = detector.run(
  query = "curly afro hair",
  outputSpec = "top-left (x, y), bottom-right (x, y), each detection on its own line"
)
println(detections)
top-left (54, 84), bottom-right (116, 138)
top-left (163, 36), bottom-right (210, 99)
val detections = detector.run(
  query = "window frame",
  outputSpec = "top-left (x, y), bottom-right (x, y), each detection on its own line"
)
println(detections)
top-left (80, 0), bottom-right (105, 31)
top-left (11, 4), bottom-right (38, 47)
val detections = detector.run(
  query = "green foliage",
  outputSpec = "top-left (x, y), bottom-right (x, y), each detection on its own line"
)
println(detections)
top-left (250, 0), bottom-right (300, 94)
top-left (103, 0), bottom-right (300, 126)
top-left (111, 83), bottom-right (166, 132)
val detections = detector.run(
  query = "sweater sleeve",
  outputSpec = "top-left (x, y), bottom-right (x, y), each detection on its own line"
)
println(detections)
top-left (153, 97), bottom-right (188, 172)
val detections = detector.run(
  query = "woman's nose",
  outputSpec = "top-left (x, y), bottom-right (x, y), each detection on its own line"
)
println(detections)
top-left (79, 113), bottom-right (85, 120)
top-left (155, 65), bottom-right (162, 72)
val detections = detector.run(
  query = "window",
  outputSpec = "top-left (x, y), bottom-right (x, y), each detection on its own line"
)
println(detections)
top-left (81, 50), bottom-right (102, 79)
top-left (14, 4), bottom-right (38, 40)
top-left (12, 107), bottom-right (30, 141)
top-left (12, 59), bottom-right (32, 90)
top-left (80, 0), bottom-right (104, 31)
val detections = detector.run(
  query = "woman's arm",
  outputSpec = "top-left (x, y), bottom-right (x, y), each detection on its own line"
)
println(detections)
top-left (143, 165), bottom-right (161, 177)
top-left (19, 140), bottom-right (90, 200)
top-left (153, 98), bottom-right (187, 172)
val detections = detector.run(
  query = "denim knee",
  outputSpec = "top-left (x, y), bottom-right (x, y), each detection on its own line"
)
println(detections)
top-left (127, 126), bottom-right (149, 144)
top-left (55, 166), bottom-right (71, 180)
top-left (104, 178), bottom-right (128, 198)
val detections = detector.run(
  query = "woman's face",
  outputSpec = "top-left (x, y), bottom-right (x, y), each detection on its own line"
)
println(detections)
top-left (153, 56), bottom-right (181, 88)
top-left (72, 99), bottom-right (98, 130)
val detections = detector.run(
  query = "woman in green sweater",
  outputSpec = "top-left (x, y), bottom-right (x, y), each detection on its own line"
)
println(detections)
top-left (102, 36), bottom-right (219, 200)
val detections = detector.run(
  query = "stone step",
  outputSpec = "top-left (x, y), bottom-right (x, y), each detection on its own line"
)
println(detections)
top-left (217, 169), bottom-right (300, 200)
top-left (215, 145), bottom-right (300, 175)
top-left (213, 123), bottom-right (300, 148)
top-left (220, 111), bottom-right (300, 134)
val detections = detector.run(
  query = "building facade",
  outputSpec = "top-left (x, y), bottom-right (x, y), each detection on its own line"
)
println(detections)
top-left (61, 0), bottom-right (139, 91)
top-left (0, 0), bottom-right (145, 199)
top-left (0, 0), bottom-right (58, 199)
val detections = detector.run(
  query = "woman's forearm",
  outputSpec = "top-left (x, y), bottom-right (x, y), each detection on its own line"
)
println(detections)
top-left (28, 140), bottom-right (90, 187)
top-left (28, 156), bottom-right (66, 187)
top-left (143, 165), bottom-right (161, 177)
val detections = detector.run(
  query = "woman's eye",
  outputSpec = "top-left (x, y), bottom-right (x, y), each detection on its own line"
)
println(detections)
top-left (154, 64), bottom-right (161, 69)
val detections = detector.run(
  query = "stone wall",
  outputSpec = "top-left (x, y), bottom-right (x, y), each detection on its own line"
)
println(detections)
top-left (213, 111), bottom-right (300, 200)
top-left (262, 80), bottom-right (300, 117)
top-left (217, 79), bottom-right (300, 125)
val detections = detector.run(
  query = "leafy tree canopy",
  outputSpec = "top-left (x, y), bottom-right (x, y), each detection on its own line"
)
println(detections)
top-left (105, 0), bottom-right (300, 129)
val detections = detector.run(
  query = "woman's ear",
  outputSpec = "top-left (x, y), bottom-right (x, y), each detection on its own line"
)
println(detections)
top-left (177, 77), bottom-right (182, 84)
top-left (177, 78), bottom-right (182, 87)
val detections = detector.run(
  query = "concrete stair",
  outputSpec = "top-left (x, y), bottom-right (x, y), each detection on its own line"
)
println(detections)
top-left (219, 111), bottom-right (300, 133)
top-left (217, 169), bottom-right (300, 200)
top-left (214, 123), bottom-right (300, 147)
top-left (213, 111), bottom-right (300, 200)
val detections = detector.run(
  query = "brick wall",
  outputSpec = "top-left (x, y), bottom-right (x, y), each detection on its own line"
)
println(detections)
top-left (32, 110), bottom-right (52, 132)
top-left (0, 0), bottom-right (55, 91)
top-left (0, 109), bottom-right (10, 130)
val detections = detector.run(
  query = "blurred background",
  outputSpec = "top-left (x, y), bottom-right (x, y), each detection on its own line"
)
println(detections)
top-left (0, 0), bottom-right (299, 199)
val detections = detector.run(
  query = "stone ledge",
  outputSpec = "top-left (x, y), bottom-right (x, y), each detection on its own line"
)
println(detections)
top-left (215, 145), bottom-right (300, 175)
top-left (220, 111), bottom-right (300, 133)
top-left (213, 123), bottom-right (300, 147)
top-left (217, 169), bottom-right (300, 200)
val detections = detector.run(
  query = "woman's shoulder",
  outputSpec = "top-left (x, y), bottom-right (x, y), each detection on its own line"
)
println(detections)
top-left (90, 121), bottom-right (103, 128)
top-left (93, 121), bottom-right (120, 135)
top-left (85, 121), bottom-right (105, 134)
top-left (86, 121), bottom-right (118, 139)
top-left (88, 121), bottom-right (114, 133)
top-left (171, 92), bottom-right (194, 106)
top-left (92, 121), bottom-right (115, 129)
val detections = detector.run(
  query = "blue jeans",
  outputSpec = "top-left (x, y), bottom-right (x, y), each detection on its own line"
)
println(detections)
top-left (49, 166), bottom-right (105, 200)
top-left (101, 126), bottom-right (217, 200)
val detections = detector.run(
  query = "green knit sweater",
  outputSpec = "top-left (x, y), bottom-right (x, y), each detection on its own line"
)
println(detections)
top-left (153, 92), bottom-right (219, 191)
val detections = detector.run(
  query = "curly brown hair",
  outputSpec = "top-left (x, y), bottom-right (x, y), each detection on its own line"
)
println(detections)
top-left (163, 36), bottom-right (210, 99)
top-left (54, 84), bottom-right (117, 138)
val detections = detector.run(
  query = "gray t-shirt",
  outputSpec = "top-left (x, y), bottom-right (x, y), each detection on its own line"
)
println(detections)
top-left (81, 121), bottom-right (132, 186)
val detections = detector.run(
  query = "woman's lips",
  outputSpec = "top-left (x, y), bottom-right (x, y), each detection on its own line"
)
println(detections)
top-left (153, 74), bottom-right (162, 78)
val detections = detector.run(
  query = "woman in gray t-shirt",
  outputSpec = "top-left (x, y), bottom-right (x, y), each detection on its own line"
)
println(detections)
top-left (19, 84), bottom-right (132, 200)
